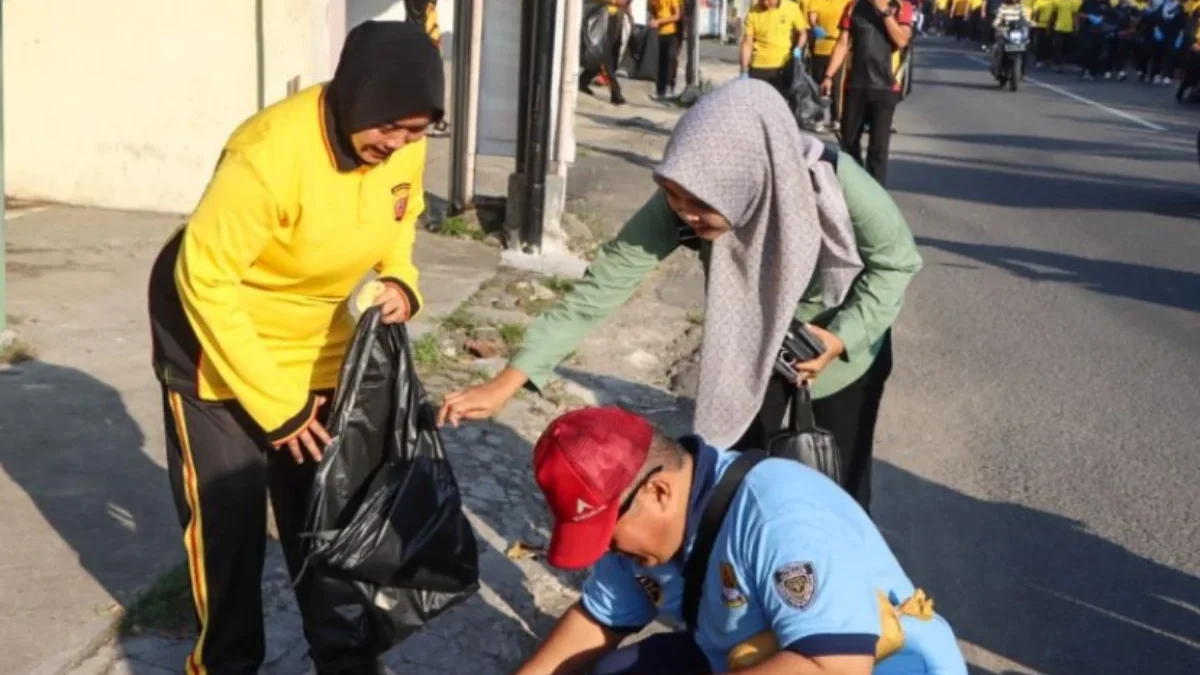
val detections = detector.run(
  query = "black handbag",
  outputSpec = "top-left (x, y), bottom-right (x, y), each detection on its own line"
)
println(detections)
top-left (764, 384), bottom-right (842, 484)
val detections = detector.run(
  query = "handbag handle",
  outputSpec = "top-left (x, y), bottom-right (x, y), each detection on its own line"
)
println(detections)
top-left (789, 383), bottom-right (818, 433)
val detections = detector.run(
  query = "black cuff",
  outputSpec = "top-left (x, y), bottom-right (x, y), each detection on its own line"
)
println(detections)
top-left (377, 277), bottom-right (422, 316)
top-left (266, 392), bottom-right (320, 445)
top-left (785, 633), bottom-right (879, 657)
top-left (578, 602), bottom-right (646, 636)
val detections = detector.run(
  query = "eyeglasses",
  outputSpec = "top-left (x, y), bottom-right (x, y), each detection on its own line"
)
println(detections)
top-left (617, 466), bottom-right (664, 518)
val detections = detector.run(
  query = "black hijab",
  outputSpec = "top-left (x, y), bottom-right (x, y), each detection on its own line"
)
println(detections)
top-left (324, 20), bottom-right (445, 168)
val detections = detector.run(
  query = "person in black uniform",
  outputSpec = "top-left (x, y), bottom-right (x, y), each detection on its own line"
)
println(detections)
top-left (820, 0), bottom-right (915, 186)
top-left (580, 0), bottom-right (629, 105)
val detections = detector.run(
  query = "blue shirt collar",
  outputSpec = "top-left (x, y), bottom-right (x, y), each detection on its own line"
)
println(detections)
top-left (678, 435), bottom-right (721, 563)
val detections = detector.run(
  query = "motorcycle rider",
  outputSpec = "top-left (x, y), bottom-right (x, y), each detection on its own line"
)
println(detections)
top-left (991, 0), bottom-right (1030, 77)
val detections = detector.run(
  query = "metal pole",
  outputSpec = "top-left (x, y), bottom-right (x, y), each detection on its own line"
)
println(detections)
top-left (685, 0), bottom-right (700, 87)
top-left (521, 0), bottom-right (559, 251)
top-left (555, 0), bottom-right (582, 177)
top-left (463, 0), bottom-right (484, 202)
top-left (515, 0), bottom-right (535, 174)
top-left (0, 0), bottom-right (7, 335)
top-left (449, 0), bottom-right (474, 213)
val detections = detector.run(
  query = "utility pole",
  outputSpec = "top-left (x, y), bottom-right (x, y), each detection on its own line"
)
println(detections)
top-left (449, 0), bottom-right (484, 213)
top-left (508, 0), bottom-right (559, 252)
top-left (685, 0), bottom-right (700, 88)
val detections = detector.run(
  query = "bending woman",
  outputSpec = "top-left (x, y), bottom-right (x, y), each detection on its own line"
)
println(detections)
top-left (439, 79), bottom-right (922, 513)
top-left (147, 21), bottom-right (442, 675)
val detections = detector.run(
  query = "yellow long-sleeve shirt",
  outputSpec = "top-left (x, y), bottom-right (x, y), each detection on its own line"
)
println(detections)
top-left (152, 83), bottom-right (426, 443)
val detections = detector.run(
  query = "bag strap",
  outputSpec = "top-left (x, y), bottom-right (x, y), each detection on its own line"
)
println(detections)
top-left (682, 449), bottom-right (768, 630)
top-left (789, 383), bottom-right (818, 433)
top-left (820, 142), bottom-right (840, 170)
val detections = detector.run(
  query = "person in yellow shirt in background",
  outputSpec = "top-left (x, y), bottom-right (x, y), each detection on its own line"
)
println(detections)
top-left (651, 0), bottom-right (683, 98)
top-left (950, 0), bottom-right (972, 37)
top-left (1030, 0), bottom-right (1055, 66)
top-left (741, 0), bottom-right (810, 97)
top-left (1050, 0), bottom-right (1082, 71)
top-left (423, 0), bottom-right (452, 137)
top-left (969, 0), bottom-right (986, 40)
top-left (809, 0), bottom-right (851, 129)
top-left (146, 21), bottom-right (442, 675)
top-left (935, 0), bottom-right (953, 32)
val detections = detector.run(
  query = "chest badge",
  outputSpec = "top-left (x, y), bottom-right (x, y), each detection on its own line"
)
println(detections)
top-left (636, 575), bottom-right (665, 607)
top-left (720, 562), bottom-right (748, 609)
top-left (392, 183), bottom-right (412, 221)
top-left (773, 562), bottom-right (816, 610)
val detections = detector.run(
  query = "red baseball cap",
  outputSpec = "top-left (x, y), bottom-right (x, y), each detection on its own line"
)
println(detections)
top-left (533, 407), bottom-right (654, 570)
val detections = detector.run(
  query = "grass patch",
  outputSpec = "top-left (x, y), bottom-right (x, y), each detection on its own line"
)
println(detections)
top-left (499, 323), bottom-right (526, 349)
top-left (439, 308), bottom-right (480, 333)
top-left (120, 563), bottom-right (195, 637)
top-left (435, 214), bottom-right (487, 242)
top-left (412, 333), bottom-right (451, 370)
top-left (0, 338), bottom-right (36, 365)
top-left (543, 276), bottom-right (576, 294)
top-left (686, 312), bottom-right (704, 326)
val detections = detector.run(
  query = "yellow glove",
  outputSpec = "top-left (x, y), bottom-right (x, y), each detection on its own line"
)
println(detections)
top-left (725, 588), bottom-right (937, 670)
top-left (876, 588), bottom-right (936, 661)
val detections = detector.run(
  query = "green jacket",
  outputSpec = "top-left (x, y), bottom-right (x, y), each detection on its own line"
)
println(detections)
top-left (510, 153), bottom-right (923, 399)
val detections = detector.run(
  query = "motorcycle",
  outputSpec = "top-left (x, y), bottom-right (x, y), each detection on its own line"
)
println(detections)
top-left (992, 19), bottom-right (1030, 91)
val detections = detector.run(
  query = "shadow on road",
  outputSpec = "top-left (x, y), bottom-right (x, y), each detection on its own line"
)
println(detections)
top-left (876, 461), bottom-right (1200, 675)
top-left (903, 131), bottom-right (1191, 162)
top-left (915, 236), bottom-right (1200, 313)
top-left (0, 360), bottom-right (177, 672)
top-left (889, 155), bottom-right (1199, 216)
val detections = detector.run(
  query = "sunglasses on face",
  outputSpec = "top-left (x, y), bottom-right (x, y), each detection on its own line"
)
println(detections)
top-left (617, 466), bottom-right (665, 518)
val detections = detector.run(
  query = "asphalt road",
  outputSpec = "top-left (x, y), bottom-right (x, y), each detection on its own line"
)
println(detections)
top-left (872, 38), bottom-right (1200, 675)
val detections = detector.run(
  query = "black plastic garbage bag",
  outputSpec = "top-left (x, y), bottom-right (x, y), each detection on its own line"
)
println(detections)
top-left (787, 56), bottom-right (828, 132)
top-left (765, 384), bottom-right (842, 484)
top-left (300, 307), bottom-right (480, 650)
top-left (581, 1), bottom-right (612, 73)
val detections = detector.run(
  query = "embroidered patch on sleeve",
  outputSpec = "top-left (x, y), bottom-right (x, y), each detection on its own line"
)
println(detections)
top-left (391, 183), bottom-right (412, 221)
top-left (773, 562), bottom-right (816, 609)
top-left (720, 562), bottom-right (748, 609)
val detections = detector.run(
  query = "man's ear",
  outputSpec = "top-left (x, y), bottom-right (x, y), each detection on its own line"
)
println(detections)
top-left (648, 474), bottom-right (674, 512)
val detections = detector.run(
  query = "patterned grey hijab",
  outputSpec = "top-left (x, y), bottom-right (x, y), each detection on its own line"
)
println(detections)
top-left (654, 79), bottom-right (864, 449)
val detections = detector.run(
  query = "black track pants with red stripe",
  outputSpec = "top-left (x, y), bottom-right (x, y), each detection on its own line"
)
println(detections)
top-left (162, 387), bottom-right (380, 675)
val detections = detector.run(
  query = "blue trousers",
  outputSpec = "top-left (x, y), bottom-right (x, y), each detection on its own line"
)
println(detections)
top-left (592, 632), bottom-right (712, 675)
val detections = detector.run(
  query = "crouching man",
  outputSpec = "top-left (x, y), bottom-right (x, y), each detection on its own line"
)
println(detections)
top-left (513, 407), bottom-right (968, 675)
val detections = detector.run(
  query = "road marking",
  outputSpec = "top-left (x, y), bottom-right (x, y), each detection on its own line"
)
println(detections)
top-left (4, 206), bottom-right (49, 221)
top-left (965, 55), bottom-right (1167, 132)
top-left (1026, 581), bottom-right (1200, 650)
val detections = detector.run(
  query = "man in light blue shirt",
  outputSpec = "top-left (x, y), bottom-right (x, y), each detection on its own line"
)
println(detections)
top-left (513, 406), bottom-right (967, 675)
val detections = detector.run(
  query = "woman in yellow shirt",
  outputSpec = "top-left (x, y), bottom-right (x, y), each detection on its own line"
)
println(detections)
top-left (147, 21), bottom-right (441, 675)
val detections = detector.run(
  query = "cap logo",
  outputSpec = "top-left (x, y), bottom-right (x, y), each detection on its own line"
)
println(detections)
top-left (570, 498), bottom-right (606, 522)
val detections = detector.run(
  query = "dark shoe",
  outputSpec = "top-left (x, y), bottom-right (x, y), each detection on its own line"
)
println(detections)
top-left (580, 84), bottom-right (596, 97)
top-left (611, 93), bottom-right (627, 106)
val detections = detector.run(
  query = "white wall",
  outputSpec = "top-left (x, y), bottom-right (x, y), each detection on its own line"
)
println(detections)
top-left (345, 0), bottom-right (457, 55)
top-left (4, 0), bottom-right (325, 214)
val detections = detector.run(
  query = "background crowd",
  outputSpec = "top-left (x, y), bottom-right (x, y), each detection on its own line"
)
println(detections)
top-left (929, 0), bottom-right (1200, 99)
